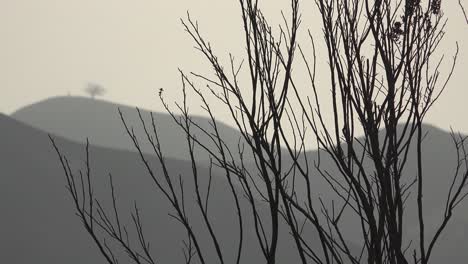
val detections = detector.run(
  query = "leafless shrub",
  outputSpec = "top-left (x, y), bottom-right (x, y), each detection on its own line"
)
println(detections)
top-left (51, 1), bottom-right (466, 263)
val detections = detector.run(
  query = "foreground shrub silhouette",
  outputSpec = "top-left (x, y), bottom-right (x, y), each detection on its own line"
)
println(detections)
top-left (51, 0), bottom-right (466, 263)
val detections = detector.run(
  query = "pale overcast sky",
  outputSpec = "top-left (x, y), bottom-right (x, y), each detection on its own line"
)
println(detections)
top-left (1, 0), bottom-right (467, 131)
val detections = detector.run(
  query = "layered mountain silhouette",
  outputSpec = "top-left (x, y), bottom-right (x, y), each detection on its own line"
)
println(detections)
top-left (0, 113), bottom-right (312, 263)
top-left (3, 96), bottom-right (468, 262)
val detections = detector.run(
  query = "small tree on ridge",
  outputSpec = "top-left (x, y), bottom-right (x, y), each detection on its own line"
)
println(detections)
top-left (85, 82), bottom-right (106, 99)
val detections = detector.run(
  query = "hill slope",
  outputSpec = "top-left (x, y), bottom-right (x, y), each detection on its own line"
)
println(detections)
top-left (296, 124), bottom-right (468, 262)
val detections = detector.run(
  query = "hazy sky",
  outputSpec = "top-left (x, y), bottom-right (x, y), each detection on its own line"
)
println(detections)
top-left (1, 0), bottom-right (467, 131)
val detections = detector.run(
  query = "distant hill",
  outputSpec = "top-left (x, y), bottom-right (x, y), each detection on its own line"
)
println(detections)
top-left (11, 96), bottom-right (246, 161)
top-left (0, 113), bottom-right (313, 263)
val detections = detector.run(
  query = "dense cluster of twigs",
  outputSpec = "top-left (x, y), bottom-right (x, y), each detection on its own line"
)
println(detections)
top-left (51, 0), bottom-right (466, 263)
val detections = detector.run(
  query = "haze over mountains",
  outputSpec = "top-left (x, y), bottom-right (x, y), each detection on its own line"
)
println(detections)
top-left (2, 96), bottom-right (468, 262)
